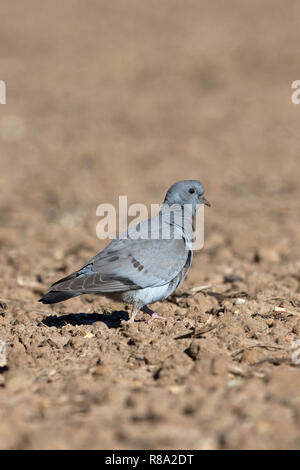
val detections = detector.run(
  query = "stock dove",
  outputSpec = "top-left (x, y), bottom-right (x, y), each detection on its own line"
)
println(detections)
top-left (40, 180), bottom-right (210, 322)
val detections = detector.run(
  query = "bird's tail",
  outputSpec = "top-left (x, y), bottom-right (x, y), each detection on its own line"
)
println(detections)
top-left (39, 291), bottom-right (80, 304)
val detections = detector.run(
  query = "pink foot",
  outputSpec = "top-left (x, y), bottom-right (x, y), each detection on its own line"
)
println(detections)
top-left (122, 307), bottom-right (139, 324)
top-left (124, 317), bottom-right (135, 324)
top-left (141, 306), bottom-right (167, 322)
top-left (147, 312), bottom-right (167, 323)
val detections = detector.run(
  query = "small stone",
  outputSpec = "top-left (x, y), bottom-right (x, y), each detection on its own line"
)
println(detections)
top-left (0, 301), bottom-right (7, 311)
top-left (228, 366), bottom-right (246, 377)
top-left (184, 341), bottom-right (200, 361)
top-left (93, 365), bottom-right (107, 376)
top-left (134, 354), bottom-right (145, 361)
top-left (168, 385), bottom-right (183, 395)
top-left (35, 368), bottom-right (56, 383)
top-left (234, 298), bottom-right (246, 305)
top-left (83, 331), bottom-right (95, 338)
top-left (227, 378), bottom-right (243, 389)
top-left (241, 349), bottom-right (260, 364)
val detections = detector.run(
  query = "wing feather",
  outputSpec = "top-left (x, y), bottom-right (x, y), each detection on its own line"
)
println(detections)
top-left (51, 213), bottom-right (192, 294)
top-left (52, 238), bottom-right (190, 293)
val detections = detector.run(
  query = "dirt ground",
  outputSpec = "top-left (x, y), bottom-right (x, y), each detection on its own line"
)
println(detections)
top-left (0, 0), bottom-right (300, 450)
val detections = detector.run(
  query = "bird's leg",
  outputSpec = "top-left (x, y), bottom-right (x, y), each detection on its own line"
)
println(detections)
top-left (141, 305), bottom-right (167, 322)
top-left (125, 306), bottom-right (139, 324)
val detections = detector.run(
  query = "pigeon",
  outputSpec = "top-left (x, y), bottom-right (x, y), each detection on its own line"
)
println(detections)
top-left (39, 180), bottom-right (210, 322)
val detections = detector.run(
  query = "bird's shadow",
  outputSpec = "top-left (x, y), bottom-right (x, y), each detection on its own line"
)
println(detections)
top-left (41, 310), bottom-right (129, 329)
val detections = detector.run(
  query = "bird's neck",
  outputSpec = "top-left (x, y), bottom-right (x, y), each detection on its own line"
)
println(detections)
top-left (159, 202), bottom-right (195, 240)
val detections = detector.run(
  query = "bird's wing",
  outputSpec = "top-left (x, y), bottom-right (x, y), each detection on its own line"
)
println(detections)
top-left (51, 236), bottom-right (191, 293)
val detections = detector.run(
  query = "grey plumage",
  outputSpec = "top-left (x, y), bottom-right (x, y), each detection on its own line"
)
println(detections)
top-left (40, 180), bottom-right (210, 322)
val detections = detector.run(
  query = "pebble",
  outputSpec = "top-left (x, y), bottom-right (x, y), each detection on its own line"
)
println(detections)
top-left (0, 301), bottom-right (7, 311)
top-left (92, 365), bottom-right (107, 376)
top-left (241, 349), bottom-right (260, 364)
top-left (234, 298), bottom-right (246, 305)
top-left (226, 378), bottom-right (243, 389)
top-left (184, 341), bottom-right (200, 361)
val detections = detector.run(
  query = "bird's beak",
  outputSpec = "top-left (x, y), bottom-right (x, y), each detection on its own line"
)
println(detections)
top-left (200, 196), bottom-right (211, 207)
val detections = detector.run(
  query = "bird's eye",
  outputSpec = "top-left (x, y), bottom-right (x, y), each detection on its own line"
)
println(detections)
top-left (189, 188), bottom-right (195, 194)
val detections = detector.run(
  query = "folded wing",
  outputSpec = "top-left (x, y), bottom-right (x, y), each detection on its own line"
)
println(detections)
top-left (50, 236), bottom-right (190, 294)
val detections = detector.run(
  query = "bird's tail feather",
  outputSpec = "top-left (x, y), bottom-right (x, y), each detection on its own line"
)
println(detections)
top-left (39, 291), bottom-right (80, 304)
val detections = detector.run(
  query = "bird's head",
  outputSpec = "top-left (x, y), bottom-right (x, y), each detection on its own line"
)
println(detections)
top-left (164, 180), bottom-right (211, 209)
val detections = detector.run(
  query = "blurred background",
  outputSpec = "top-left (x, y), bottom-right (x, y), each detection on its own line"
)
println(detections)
top-left (0, 0), bottom-right (300, 450)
